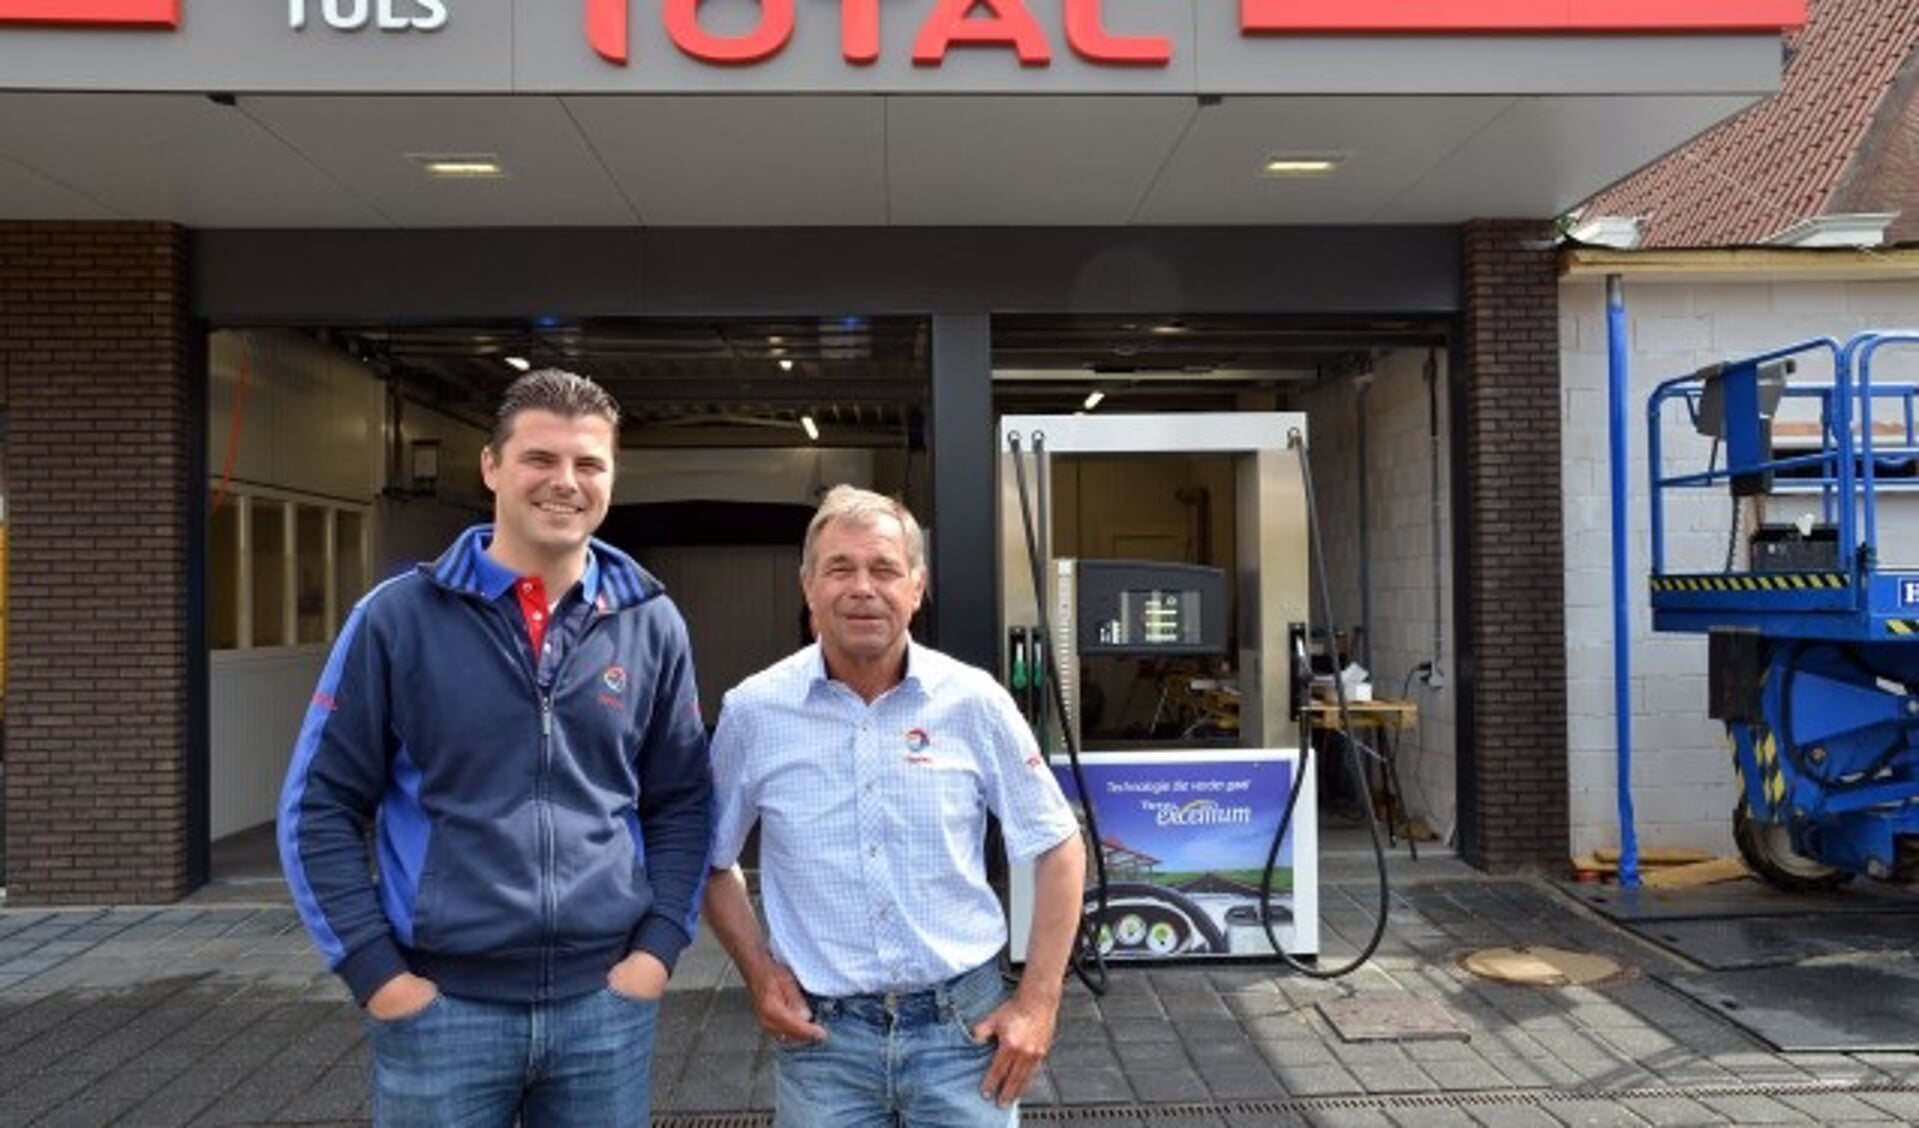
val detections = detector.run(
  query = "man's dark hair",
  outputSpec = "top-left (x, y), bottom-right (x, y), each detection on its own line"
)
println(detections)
top-left (489, 368), bottom-right (621, 452)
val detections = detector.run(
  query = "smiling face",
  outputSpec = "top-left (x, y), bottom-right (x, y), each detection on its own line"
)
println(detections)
top-left (480, 408), bottom-right (615, 581)
top-left (802, 514), bottom-right (927, 686)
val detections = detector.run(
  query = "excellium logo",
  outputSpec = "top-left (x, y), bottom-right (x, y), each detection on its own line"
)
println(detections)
top-left (0, 0), bottom-right (179, 27)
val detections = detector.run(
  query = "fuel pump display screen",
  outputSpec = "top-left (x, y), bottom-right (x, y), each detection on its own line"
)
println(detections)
top-left (1112, 590), bottom-right (1200, 647)
top-left (1076, 560), bottom-right (1227, 656)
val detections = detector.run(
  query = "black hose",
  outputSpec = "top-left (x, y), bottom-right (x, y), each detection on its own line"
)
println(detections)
top-left (1257, 427), bottom-right (1392, 978)
top-left (1007, 430), bottom-right (1110, 995)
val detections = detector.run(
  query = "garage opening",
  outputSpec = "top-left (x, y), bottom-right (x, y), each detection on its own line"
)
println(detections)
top-left (202, 312), bottom-right (1457, 887)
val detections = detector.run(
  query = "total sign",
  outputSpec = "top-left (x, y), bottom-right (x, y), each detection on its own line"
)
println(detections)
top-left (0, 0), bottom-right (1808, 55)
top-left (586, 0), bottom-right (1807, 67)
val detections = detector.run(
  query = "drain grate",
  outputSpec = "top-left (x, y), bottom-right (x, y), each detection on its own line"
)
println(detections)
top-left (650, 1079), bottom-right (1919, 1127)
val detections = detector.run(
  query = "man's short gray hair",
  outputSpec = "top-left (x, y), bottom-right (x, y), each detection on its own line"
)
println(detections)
top-left (801, 485), bottom-right (926, 577)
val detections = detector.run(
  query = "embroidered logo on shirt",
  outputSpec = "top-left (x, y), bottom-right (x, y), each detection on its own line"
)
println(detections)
top-left (603, 666), bottom-right (628, 693)
top-left (904, 727), bottom-right (933, 765)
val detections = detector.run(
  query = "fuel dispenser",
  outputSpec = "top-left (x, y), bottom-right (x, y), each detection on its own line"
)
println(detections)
top-left (1000, 413), bottom-right (1320, 963)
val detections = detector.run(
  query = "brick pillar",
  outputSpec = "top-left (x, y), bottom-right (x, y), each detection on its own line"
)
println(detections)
top-left (1458, 219), bottom-right (1568, 872)
top-left (1, 222), bottom-right (198, 903)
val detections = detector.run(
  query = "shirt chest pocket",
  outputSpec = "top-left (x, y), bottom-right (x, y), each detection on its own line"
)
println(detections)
top-left (898, 752), bottom-right (984, 823)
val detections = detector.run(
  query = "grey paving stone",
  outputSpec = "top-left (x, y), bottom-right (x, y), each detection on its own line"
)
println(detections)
top-left (1618, 1095), bottom-right (1724, 1126)
top-left (1693, 1094), bottom-right (1814, 1124)
top-left (1300, 1108), bottom-right (1395, 1127)
top-left (1194, 1058), bottom-right (1283, 1099)
top-left (1419, 1056), bottom-right (1518, 1091)
top-left (1530, 1097), bottom-right (1649, 1126)
top-left (1252, 1040), bottom-right (1341, 1073)
top-left (0, 1069), bottom-right (97, 1124)
top-left (1269, 1062), bottom-right (1361, 1096)
top-left (1466, 1105), bottom-right (1565, 1127)
top-left (1109, 1016), bottom-right (1184, 1043)
top-left (273, 1058), bottom-right (371, 1122)
top-left (1049, 1040), bottom-right (1121, 1070)
top-left (1385, 1107), bottom-right (1477, 1128)
top-left (1223, 1109), bottom-right (1310, 1128)
top-left (1245, 1013), bottom-right (1323, 1042)
top-left (1777, 1091), bottom-right (1908, 1122)
top-left (1048, 1061), bottom-right (1132, 1104)
top-left (1126, 1065), bottom-right (1212, 1102)
top-left (1116, 1038), bottom-right (1192, 1071)
top-left (1858, 1090), bottom-right (1919, 1120)
top-left (1347, 1059), bottom-right (1436, 1094)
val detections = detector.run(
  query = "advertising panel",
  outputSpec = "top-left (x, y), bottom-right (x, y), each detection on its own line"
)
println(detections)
top-left (1010, 749), bottom-right (1316, 962)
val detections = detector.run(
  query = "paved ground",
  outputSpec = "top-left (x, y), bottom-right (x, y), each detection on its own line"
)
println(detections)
top-left (3, 852), bottom-right (1918, 1126)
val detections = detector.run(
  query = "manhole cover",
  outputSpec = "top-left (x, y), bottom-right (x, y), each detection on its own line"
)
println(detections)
top-left (1458, 945), bottom-right (1632, 987)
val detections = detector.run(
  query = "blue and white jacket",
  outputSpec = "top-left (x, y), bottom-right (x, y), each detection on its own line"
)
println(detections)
top-left (278, 526), bottom-right (712, 1006)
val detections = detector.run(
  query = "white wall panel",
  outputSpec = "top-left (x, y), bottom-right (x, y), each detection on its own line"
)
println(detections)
top-left (1559, 275), bottom-right (1919, 858)
top-left (1292, 347), bottom-right (1456, 842)
top-left (210, 649), bottom-right (326, 840)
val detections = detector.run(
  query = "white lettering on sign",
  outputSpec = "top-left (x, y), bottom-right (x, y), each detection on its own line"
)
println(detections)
top-left (289, 0), bottom-right (446, 32)
top-left (1900, 578), bottom-right (1919, 606)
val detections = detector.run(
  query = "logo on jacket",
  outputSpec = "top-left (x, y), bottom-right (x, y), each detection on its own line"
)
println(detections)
top-left (603, 666), bottom-right (628, 693)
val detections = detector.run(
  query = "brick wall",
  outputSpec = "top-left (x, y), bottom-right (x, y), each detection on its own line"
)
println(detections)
top-left (0, 222), bottom-right (197, 903)
top-left (1460, 220), bottom-right (1568, 871)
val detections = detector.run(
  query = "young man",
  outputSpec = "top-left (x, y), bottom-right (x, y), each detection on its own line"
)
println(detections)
top-left (279, 369), bottom-right (711, 1126)
top-left (704, 485), bottom-right (1087, 1126)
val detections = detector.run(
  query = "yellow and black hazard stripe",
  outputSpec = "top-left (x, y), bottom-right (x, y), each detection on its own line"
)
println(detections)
top-left (1888, 620), bottom-right (1919, 636)
top-left (1649, 573), bottom-right (1848, 592)
top-left (1755, 730), bottom-right (1787, 808)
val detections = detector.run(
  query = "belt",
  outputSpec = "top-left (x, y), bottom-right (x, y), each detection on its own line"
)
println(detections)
top-left (803, 961), bottom-right (1001, 1029)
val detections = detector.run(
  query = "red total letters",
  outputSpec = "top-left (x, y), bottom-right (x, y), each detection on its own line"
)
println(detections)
top-left (590, 1), bottom-right (1171, 69)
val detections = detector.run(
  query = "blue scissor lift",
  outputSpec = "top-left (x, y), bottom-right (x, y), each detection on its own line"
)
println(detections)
top-left (1648, 331), bottom-right (1919, 888)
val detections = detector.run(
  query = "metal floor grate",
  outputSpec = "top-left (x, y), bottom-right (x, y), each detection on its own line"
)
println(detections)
top-left (650, 1079), bottom-right (1919, 1126)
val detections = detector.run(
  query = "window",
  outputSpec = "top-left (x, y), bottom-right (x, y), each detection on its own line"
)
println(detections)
top-left (206, 488), bottom-right (370, 651)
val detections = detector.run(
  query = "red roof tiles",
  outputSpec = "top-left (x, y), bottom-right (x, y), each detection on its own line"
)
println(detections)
top-left (1581, 0), bottom-right (1919, 247)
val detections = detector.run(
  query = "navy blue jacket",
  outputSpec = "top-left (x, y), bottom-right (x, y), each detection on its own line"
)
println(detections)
top-left (279, 526), bottom-right (712, 1006)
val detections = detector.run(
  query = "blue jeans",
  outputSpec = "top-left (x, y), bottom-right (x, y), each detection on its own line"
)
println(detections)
top-left (773, 961), bottom-right (1019, 1128)
top-left (365, 987), bottom-right (659, 1127)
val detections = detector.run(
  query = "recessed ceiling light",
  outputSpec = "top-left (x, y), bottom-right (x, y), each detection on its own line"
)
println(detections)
top-left (801, 414), bottom-right (820, 441)
top-left (1082, 390), bottom-right (1106, 410)
top-left (504, 356), bottom-right (531, 372)
top-left (410, 153), bottom-right (508, 179)
top-left (1260, 152), bottom-right (1347, 177)
top-left (779, 359), bottom-right (794, 372)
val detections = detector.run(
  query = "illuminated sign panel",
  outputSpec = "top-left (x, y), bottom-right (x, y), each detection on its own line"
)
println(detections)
top-left (0, 0), bottom-right (177, 26)
top-left (586, 0), bottom-right (1173, 68)
top-left (1240, 0), bottom-right (1806, 33)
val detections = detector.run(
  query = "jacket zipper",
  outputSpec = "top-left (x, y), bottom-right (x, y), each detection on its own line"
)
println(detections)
top-left (539, 691), bottom-right (556, 998)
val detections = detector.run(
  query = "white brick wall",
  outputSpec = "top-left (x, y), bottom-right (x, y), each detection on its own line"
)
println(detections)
top-left (1559, 275), bottom-right (1919, 858)
top-left (1295, 348), bottom-right (1458, 842)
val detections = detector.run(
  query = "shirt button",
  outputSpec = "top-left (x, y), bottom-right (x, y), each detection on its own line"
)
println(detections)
top-left (868, 845), bottom-right (878, 857)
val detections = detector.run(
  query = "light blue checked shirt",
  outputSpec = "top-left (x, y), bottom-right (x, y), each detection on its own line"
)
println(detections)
top-left (710, 640), bottom-right (1079, 998)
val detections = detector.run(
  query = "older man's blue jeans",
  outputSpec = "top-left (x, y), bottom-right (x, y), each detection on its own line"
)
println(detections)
top-left (364, 986), bottom-right (658, 1127)
top-left (772, 961), bottom-right (1020, 1128)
